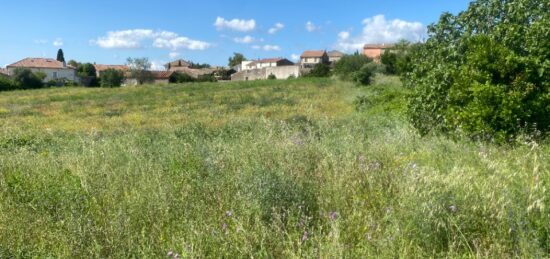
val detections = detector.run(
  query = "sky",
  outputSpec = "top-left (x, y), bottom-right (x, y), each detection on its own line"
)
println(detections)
top-left (0, 0), bottom-right (472, 69)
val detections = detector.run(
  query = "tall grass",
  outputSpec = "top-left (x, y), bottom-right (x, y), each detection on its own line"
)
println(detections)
top-left (0, 76), bottom-right (548, 257)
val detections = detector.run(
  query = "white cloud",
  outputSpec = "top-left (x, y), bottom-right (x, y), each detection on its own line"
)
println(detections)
top-left (251, 44), bottom-right (281, 51)
top-left (34, 39), bottom-right (48, 45)
top-left (214, 17), bottom-right (256, 32)
top-left (53, 38), bottom-right (64, 47)
top-left (262, 45), bottom-right (281, 51)
top-left (150, 60), bottom-right (166, 71)
top-left (233, 35), bottom-right (255, 44)
top-left (268, 23), bottom-right (284, 34)
top-left (335, 15), bottom-right (426, 52)
top-left (91, 29), bottom-right (211, 50)
top-left (338, 31), bottom-right (350, 40)
top-left (169, 52), bottom-right (180, 59)
top-left (305, 21), bottom-right (319, 32)
top-left (290, 54), bottom-right (300, 61)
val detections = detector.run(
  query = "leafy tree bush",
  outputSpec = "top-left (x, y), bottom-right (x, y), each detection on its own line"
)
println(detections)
top-left (304, 63), bottom-right (331, 78)
top-left (352, 63), bottom-right (376, 86)
top-left (405, 0), bottom-right (550, 142)
top-left (333, 53), bottom-right (372, 81)
top-left (267, 74), bottom-right (277, 80)
top-left (12, 68), bottom-right (44, 89)
top-left (196, 74), bottom-right (217, 82)
top-left (380, 40), bottom-right (419, 75)
top-left (0, 76), bottom-right (17, 91)
top-left (127, 57), bottom-right (154, 85)
top-left (100, 68), bottom-right (124, 87)
top-left (228, 53), bottom-right (246, 68)
top-left (77, 63), bottom-right (99, 86)
top-left (169, 72), bottom-right (196, 83)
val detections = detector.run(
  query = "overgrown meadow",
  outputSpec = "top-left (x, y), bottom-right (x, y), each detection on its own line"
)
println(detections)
top-left (0, 77), bottom-right (548, 257)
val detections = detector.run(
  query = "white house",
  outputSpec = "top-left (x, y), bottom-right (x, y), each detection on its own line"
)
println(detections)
top-left (300, 50), bottom-right (329, 69)
top-left (7, 58), bottom-right (77, 82)
top-left (245, 58), bottom-right (294, 70)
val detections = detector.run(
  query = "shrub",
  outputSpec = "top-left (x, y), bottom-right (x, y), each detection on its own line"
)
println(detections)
top-left (169, 72), bottom-right (195, 83)
top-left (287, 74), bottom-right (296, 80)
top-left (267, 74), bottom-right (277, 80)
top-left (352, 63), bottom-right (376, 86)
top-left (304, 63), bottom-right (331, 78)
top-left (333, 53), bottom-right (372, 81)
top-left (405, 0), bottom-right (550, 141)
top-left (196, 74), bottom-right (217, 82)
top-left (77, 63), bottom-right (98, 87)
top-left (12, 68), bottom-right (44, 89)
top-left (99, 69), bottom-right (124, 87)
top-left (0, 76), bottom-right (17, 91)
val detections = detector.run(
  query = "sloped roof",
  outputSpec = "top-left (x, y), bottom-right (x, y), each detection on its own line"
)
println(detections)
top-left (363, 44), bottom-right (395, 49)
top-left (165, 59), bottom-right (191, 68)
top-left (167, 67), bottom-right (216, 78)
top-left (328, 50), bottom-right (345, 57)
top-left (151, 70), bottom-right (174, 79)
top-left (300, 50), bottom-right (326, 58)
top-left (94, 64), bottom-right (129, 72)
top-left (7, 58), bottom-right (73, 69)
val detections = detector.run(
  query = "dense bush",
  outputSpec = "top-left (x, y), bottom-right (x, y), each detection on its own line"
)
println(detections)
top-left (196, 73), bottom-right (217, 82)
top-left (100, 69), bottom-right (124, 87)
top-left (77, 63), bottom-right (99, 87)
top-left (380, 40), bottom-right (419, 75)
top-left (333, 53), bottom-right (372, 81)
top-left (405, 0), bottom-right (550, 142)
top-left (352, 63), bottom-right (376, 86)
top-left (169, 72), bottom-right (195, 83)
top-left (304, 63), bottom-right (331, 78)
top-left (267, 74), bottom-right (277, 80)
top-left (12, 68), bottom-right (44, 89)
top-left (0, 76), bottom-right (17, 91)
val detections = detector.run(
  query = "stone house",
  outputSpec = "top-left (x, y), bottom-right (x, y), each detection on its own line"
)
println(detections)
top-left (123, 70), bottom-right (175, 86)
top-left (327, 50), bottom-right (345, 63)
top-left (6, 58), bottom-right (77, 82)
top-left (300, 50), bottom-right (329, 69)
top-left (165, 59), bottom-right (191, 70)
top-left (363, 44), bottom-right (395, 60)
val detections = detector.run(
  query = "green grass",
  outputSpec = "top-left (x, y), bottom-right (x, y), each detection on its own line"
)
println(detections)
top-left (0, 76), bottom-right (548, 258)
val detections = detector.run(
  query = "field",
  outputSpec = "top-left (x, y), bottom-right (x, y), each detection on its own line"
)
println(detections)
top-left (0, 77), bottom-right (548, 257)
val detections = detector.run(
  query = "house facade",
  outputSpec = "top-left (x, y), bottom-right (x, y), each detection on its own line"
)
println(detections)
top-left (166, 59), bottom-right (191, 70)
top-left (6, 58), bottom-right (77, 82)
top-left (328, 50), bottom-right (345, 63)
top-left (0, 68), bottom-right (9, 78)
top-left (300, 50), bottom-right (329, 69)
top-left (245, 58), bottom-right (294, 70)
top-left (363, 44), bottom-right (395, 60)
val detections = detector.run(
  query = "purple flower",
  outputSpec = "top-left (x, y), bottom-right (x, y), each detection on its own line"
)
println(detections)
top-left (301, 230), bottom-right (309, 242)
top-left (329, 211), bottom-right (338, 221)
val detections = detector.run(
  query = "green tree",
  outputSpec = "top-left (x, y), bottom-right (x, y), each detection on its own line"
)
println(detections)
top-left (0, 76), bottom-right (17, 91)
top-left (333, 53), bottom-right (372, 81)
top-left (127, 57), bottom-right (154, 85)
top-left (57, 49), bottom-right (65, 63)
top-left (352, 63), bottom-right (376, 86)
top-left (77, 63), bottom-right (99, 86)
top-left (304, 63), bottom-right (331, 78)
top-left (100, 68), bottom-right (124, 87)
top-left (405, 0), bottom-right (550, 141)
top-left (67, 60), bottom-right (79, 68)
top-left (228, 53), bottom-right (246, 68)
top-left (12, 68), bottom-right (44, 89)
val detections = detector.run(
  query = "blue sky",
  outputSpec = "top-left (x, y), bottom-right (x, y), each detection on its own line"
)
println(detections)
top-left (0, 0), bottom-right (471, 68)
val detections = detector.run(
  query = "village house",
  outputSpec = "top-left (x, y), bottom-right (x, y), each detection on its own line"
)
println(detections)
top-left (300, 50), bottom-right (329, 69)
top-left (93, 64), bottom-right (129, 77)
top-left (6, 58), bottom-right (77, 82)
top-left (245, 58), bottom-right (294, 70)
top-left (0, 68), bottom-right (9, 78)
top-left (327, 50), bottom-right (345, 64)
top-left (165, 59), bottom-right (191, 70)
top-left (123, 70), bottom-right (175, 86)
top-left (363, 44), bottom-right (395, 61)
top-left (233, 61), bottom-right (253, 72)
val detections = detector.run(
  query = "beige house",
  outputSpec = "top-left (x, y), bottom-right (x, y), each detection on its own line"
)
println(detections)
top-left (0, 68), bottom-right (9, 78)
top-left (6, 58), bottom-right (77, 82)
top-left (300, 50), bottom-right (329, 69)
top-left (245, 58), bottom-right (294, 70)
top-left (363, 44), bottom-right (395, 61)
top-left (328, 50), bottom-right (345, 63)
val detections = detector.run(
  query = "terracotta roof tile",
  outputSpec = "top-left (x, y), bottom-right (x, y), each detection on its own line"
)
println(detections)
top-left (300, 50), bottom-right (326, 58)
top-left (328, 50), bottom-right (345, 57)
top-left (7, 58), bottom-right (73, 69)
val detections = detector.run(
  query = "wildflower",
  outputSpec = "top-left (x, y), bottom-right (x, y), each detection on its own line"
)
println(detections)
top-left (329, 211), bottom-right (338, 221)
top-left (301, 230), bottom-right (309, 242)
top-left (448, 205), bottom-right (457, 213)
top-left (167, 251), bottom-right (174, 257)
top-left (225, 210), bottom-right (233, 217)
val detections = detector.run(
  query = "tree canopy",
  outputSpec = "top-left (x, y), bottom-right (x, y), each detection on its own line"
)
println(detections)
top-left (404, 0), bottom-right (549, 142)
top-left (228, 53), bottom-right (246, 68)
